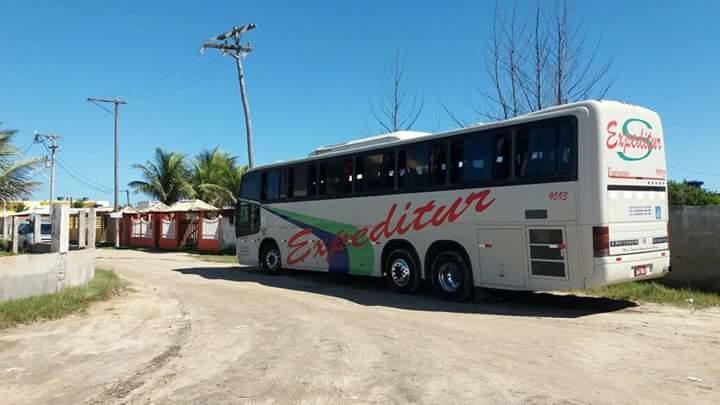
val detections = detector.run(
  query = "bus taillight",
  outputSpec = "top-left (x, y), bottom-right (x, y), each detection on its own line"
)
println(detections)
top-left (593, 226), bottom-right (610, 257)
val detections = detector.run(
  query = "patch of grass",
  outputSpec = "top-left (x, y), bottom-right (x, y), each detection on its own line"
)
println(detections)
top-left (0, 268), bottom-right (123, 329)
top-left (0, 251), bottom-right (13, 257)
top-left (588, 280), bottom-right (720, 308)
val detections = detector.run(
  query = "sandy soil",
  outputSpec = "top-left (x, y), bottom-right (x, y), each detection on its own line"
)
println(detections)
top-left (1, 249), bottom-right (718, 404)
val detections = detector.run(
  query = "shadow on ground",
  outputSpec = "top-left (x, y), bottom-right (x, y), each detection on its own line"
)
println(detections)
top-left (173, 266), bottom-right (637, 318)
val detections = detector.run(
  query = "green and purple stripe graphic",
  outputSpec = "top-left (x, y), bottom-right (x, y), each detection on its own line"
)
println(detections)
top-left (265, 207), bottom-right (375, 276)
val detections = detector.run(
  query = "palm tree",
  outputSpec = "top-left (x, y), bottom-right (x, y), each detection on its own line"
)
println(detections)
top-left (191, 147), bottom-right (234, 207)
top-left (0, 124), bottom-right (42, 202)
top-left (223, 164), bottom-right (247, 202)
top-left (128, 148), bottom-right (194, 205)
top-left (191, 147), bottom-right (246, 208)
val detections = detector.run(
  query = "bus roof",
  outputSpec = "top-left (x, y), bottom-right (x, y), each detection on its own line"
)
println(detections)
top-left (246, 99), bottom-right (647, 172)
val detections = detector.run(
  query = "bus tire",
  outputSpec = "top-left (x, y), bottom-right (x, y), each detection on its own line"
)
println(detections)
top-left (431, 251), bottom-right (474, 302)
top-left (384, 248), bottom-right (421, 294)
top-left (260, 242), bottom-right (282, 275)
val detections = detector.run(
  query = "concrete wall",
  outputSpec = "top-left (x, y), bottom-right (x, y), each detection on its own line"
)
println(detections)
top-left (667, 206), bottom-right (720, 290)
top-left (0, 249), bottom-right (95, 302)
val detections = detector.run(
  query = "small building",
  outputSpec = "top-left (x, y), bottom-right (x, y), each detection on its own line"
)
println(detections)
top-left (121, 199), bottom-right (225, 252)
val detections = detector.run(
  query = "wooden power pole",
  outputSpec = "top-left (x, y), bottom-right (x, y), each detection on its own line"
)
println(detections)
top-left (87, 97), bottom-right (127, 211)
top-left (201, 24), bottom-right (257, 168)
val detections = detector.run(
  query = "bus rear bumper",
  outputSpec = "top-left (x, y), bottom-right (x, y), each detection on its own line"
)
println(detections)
top-left (586, 250), bottom-right (670, 289)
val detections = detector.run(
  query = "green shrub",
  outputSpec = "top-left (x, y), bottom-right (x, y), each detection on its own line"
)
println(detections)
top-left (669, 181), bottom-right (720, 205)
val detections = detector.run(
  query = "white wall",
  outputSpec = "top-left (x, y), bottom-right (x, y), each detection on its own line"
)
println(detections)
top-left (0, 249), bottom-right (96, 302)
top-left (220, 216), bottom-right (236, 251)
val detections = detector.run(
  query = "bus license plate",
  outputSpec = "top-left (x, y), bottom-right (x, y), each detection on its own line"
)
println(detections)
top-left (633, 265), bottom-right (652, 277)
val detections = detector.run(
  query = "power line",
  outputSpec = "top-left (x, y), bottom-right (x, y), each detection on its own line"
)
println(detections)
top-left (37, 167), bottom-right (64, 199)
top-left (38, 143), bottom-right (127, 200)
top-left (17, 140), bottom-right (35, 156)
top-left (123, 52), bottom-right (205, 97)
top-left (668, 164), bottom-right (720, 177)
top-left (88, 99), bottom-right (114, 115)
top-left (57, 157), bottom-right (110, 190)
top-left (56, 160), bottom-right (113, 194)
top-left (131, 54), bottom-right (223, 100)
top-left (56, 157), bottom-right (113, 193)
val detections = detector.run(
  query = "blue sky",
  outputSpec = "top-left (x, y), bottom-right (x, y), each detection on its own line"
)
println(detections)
top-left (2, 0), bottom-right (719, 203)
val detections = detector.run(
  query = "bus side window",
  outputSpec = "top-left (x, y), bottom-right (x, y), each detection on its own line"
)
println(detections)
top-left (286, 168), bottom-right (294, 198)
top-left (515, 130), bottom-right (530, 178)
top-left (320, 158), bottom-right (353, 196)
top-left (398, 150), bottom-right (407, 188)
top-left (383, 151), bottom-right (395, 189)
top-left (355, 156), bottom-right (365, 192)
top-left (261, 170), bottom-right (280, 201)
top-left (456, 135), bottom-right (493, 184)
top-left (450, 140), bottom-right (463, 184)
top-left (494, 133), bottom-right (511, 179)
top-left (239, 171), bottom-right (260, 201)
top-left (290, 166), bottom-right (308, 198)
top-left (398, 144), bottom-right (430, 189)
top-left (360, 153), bottom-right (384, 192)
top-left (431, 143), bottom-right (447, 186)
top-left (556, 122), bottom-right (574, 175)
top-left (318, 162), bottom-right (327, 195)
top-left (516, 120), bottom-right (574, 180)
top-left (308, 164), bottom-right (317, 196)
top-left (528, 126), bottom-right (557, 178)
top-left (279, 168), bottom-right (288, 199)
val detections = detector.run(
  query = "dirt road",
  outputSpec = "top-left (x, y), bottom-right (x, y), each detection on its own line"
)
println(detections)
top-left (1, 249), bottom-right (718, 404)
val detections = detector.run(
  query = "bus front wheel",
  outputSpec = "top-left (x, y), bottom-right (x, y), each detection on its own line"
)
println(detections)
top-left (384, 249), bottom-right (421, 294)
top-left (260, 242), bottom-right (282, 275)
top-left (431, 251), bottom-right (474, 302)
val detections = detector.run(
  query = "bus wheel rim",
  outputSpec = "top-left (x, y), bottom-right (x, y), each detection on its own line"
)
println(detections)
top-left (390, 258), bottom-right (411, 287)
top-left (438, 262), bottom-right (461, 292)
top-left (266, 250), bottom-right (279, 270)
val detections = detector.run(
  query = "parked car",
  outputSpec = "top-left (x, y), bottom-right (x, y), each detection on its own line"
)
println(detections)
top-left (17, 220), bottom-right (52, 251)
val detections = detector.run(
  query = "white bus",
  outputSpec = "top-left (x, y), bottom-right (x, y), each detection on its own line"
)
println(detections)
top-left (235, 100), bottom-right (670, 301)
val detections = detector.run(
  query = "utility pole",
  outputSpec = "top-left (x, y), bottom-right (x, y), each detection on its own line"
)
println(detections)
top-left (87, 97), bottom-right (127, 211)
top-left (201, 23), bottom-right (257, 168)
top-left (34, 132), bottom-right (61, 203)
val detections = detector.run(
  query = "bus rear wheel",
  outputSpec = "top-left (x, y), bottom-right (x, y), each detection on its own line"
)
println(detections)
top-left (384, 248), bottom-right (421, 294)
top-left (431, 251), bottom-right (474, 302)
top-left (260, 242), bottom-right (282, 275)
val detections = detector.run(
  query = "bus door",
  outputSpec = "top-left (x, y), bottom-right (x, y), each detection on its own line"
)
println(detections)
top-left (235, 200), bottom-right (261, 265)
top-left (476, 227), bottom-right (527, 288)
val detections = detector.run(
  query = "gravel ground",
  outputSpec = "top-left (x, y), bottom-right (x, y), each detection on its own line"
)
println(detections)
top-left (1, 248), bottom-right (718, 404)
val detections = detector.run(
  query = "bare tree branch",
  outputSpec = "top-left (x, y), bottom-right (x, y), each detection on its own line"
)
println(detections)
top-left (370, 50), bottom-right (424, 133)
top-left (438, 98), bottom-right (466, 128)
top-left (472, 0), bottom-right (613, 120)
